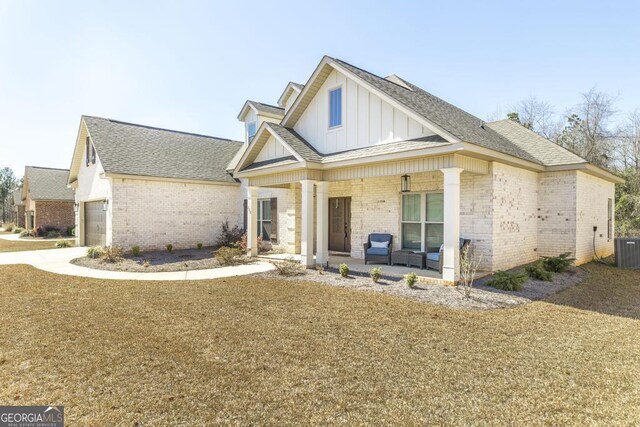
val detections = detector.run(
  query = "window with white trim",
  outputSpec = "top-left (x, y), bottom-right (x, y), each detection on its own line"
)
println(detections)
top-left (247, 122), bottom-right (257, 142)
top-left (329, 87), bottom-right (342, 128)
top-left (401, 192), bottom-right (444, 251)
top-left (257, 199), bottom-right (272, 241)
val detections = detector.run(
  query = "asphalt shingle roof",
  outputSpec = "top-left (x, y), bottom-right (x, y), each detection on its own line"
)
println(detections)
top-left (248, 101), bottom-right (285, 117)
top-left (331, 57), bottom-right (544, 165)
top-left (486, 119), bottom-right (586, 166)
top-left (83, 116), bottom-right (243, 183)
top-left (24, 167), bottom-right (74, 201)
top-left (265, 123), bottom-right (323, 162)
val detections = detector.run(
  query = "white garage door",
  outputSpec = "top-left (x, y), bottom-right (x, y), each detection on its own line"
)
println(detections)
top-left (84, 201), bottom-right (106, 247)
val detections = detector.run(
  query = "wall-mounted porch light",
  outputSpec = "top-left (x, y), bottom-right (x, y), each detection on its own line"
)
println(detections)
top-left (102, 199), bottom-right (109, 211)
top-left (401, 175), bottom-right (411, 193)
top-left (73, 202), bottom-right (79, 212)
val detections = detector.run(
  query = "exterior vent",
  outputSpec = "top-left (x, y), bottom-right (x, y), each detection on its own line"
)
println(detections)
top-left (615, 238), bottom-right (640, 269)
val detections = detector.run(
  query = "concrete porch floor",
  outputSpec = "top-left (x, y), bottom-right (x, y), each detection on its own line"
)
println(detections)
top-left (258, 253), bottom-right (443, 280)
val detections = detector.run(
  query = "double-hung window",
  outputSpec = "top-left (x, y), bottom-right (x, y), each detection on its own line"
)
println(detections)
top-left (401, 192), bottom-right (444, 251)
top-left (247, 122), bottom-right (257, 142)
top-left (257, 199), bottom-right (272, 241)
top-left (329, 87), bottom-right (342, 128)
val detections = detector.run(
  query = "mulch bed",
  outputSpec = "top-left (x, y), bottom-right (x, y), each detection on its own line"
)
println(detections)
top-left (261, 265), bottom-right (587, 310)
top-left (71, 246), bottom-right (229, 272)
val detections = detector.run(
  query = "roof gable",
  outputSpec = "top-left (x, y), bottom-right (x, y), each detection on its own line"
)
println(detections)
top-left (237, 100), bottom-right (285, 121)
top-left (277, 82), bottom-right (304, 108)
top-left (75, 116), bottom-right (243, 184)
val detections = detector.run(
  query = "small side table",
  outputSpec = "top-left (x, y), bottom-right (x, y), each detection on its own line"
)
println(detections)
top-left (408, 252), bottom-right (426, 270)
top-left (391, 250), bottom-right (411, 266)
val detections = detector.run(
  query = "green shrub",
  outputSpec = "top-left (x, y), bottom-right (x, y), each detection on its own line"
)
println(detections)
top-left (215, 246), bottom-right (242, 266)
top-left (66, 226), bottom-right (75, 237)
top-left (486, 271), bottom-right (528, 291)
top-left (369, 267), bottom-right (382, 283)
top-left (406, 272), bottom-right (418, 288)
top-left (102, 246), bottom-right (124, 263)
top-left (87, 246), bottom-right (104, 259)
top-left (3, 223), bottom-right (14, 232)
top-left (541, 252), bottom-right (575, 273)
top-left (196, 242), bottom-right (203, 250)
top-left (525, 261), bottom-right (553, 281)
top-left (339, 263), bottom-right (349, 278)
top-left (131, 246), bottom-right (141, 257)
top-left (273, 257), bottom-right (304, 276)
top-left (13, 227), bottom-right (23, 234)
top-left (47, 230), bottom-right (62, 238)
top-left (166, 244), bottom-right (173, 253)
top-left (55, 239), bottom-right (71, 248)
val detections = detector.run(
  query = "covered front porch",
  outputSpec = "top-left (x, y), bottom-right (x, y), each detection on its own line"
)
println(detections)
top-left (244, 156), bottom-right (491, 283)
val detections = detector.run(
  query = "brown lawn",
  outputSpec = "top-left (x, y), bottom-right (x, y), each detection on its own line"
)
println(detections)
top-left (0, 237), bottom-right (74, 252)
top-left (0, 262), bottom-right (638, 425)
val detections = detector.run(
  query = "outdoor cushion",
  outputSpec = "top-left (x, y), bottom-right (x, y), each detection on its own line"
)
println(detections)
top-left (426, 252), bottom-right (440, 262)
top-left (370, 233), bottom-right (392, 243)
top-left (370, 240), bottom-right (389, 249)
top-left (367, 247), bottom-right (389, 256)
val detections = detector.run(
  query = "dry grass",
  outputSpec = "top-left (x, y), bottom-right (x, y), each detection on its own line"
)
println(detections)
top-left (0, 237), bottom-right (74, 252)
top-left (0, 262), bottom-right (638, 425)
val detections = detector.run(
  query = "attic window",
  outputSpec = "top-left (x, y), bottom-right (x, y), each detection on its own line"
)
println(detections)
top-left (86, 137), bottom-right (96, 165)
top-left (329, 87), bottom-right (342, 128)
top-left (247, 122), bottom-right (257, 142)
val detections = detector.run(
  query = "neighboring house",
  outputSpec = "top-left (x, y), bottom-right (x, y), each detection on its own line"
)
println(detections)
top-left (22, 166), bottom-right (75, 231)
top-left (67, 116), bottom-right (245, 249)
top-left (233, 56), bottom-right (623, 282)
top-left (11, 188), bottom-right (25, 228)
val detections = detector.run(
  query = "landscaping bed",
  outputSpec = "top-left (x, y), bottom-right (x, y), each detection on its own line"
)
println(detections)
top-left (261, 265), bottom-right (587, 310)
top-left (70, 246), bottom-right (251, 272)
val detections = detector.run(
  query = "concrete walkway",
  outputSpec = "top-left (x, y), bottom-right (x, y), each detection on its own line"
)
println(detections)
top-left (0, 233), bottom-right (74, 242)
top-left (0, 247), bottom-right (275, 281)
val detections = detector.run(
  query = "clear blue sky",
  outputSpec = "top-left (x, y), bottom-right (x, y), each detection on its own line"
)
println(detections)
top-left (1, 0), bottom-right (638, 176)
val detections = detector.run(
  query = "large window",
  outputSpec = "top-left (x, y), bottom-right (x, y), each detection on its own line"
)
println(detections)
top-left (247, 122), bottom-right (257, 142)
top-left (257, 199), bottom-right (272, 241)
top-left (401, 192), bottom-right (444, 251)
top-left (329, 87), bottom-right (342, 128)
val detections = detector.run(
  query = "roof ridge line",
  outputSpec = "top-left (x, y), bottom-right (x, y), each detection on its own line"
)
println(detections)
top-left (82, 115), bottom-right (243, 144)
top-left (25, 166), bottom-right (70, 171)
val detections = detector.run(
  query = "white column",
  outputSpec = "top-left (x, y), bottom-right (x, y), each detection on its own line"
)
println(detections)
top-left (247, 186), bottom-right (258, 257)
top-left (300, 180), bottom-right (315, 267)
top-left (441, 168), bottom-right (463, 282)
top-left (316, 181), bottom-right (329, 266)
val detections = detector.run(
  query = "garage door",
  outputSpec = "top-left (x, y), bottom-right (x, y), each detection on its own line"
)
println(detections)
top-left (84, 201), bottom-right (106, 247)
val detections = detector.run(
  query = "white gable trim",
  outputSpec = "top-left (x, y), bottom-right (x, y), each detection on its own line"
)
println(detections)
top-left (277, 82), bottom-right (303, 108)
top-left (234, 123), bottom-right (306, 173)
top-left (281, 56), bottom-right (460, 143)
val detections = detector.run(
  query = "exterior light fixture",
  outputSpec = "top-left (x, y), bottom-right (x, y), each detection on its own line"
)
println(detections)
top-left (102, 199), bottom-right (109, 211)
top-left (73, 202), bottom-right (79, 212)
top-left (401, 175), bottom-right (411, 192)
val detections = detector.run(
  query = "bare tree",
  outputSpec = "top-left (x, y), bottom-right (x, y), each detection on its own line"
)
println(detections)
top-left (557, 87), bottom-right (618, 168)
top-left (459, 245), bottom-right (483, 299)
top-left (510, 96), bottom-right (561, 140)
top-left (618, 110), bottom-right (640, 171)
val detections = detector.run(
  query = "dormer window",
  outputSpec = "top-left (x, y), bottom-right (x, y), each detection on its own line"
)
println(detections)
top-left (247, 122), bottom-right (257, 142)
top-left (329, 87), bottom-right (342, 128)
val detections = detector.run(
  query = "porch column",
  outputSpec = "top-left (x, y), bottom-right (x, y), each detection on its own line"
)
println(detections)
top-left (316, 181), bottom-right (329, 266)
top-left (441, 168), bottom-right (463, 282)
top-left (247, 186), bottom-right (258, 257)
top-left (300, 180), bottom-right (315, 267)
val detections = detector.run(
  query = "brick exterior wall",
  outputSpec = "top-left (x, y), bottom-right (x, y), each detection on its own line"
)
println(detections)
top-left (576, 171), bottom-right (615, 263)
top-left (537, 171), bottom-right (578, 258)
top-left (34, 201), bottom-right (75, 231)
top-left (13, 205), bottom-right (25, 228)
top-left (110, 178), bottom-right (242, 251)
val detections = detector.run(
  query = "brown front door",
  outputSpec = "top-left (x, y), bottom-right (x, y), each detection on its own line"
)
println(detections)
top-left (329, 197), bottom-right (351, 252)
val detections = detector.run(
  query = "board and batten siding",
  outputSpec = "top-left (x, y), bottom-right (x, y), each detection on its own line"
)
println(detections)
top-left (294, 68), bottom-right (435, 154)
top-left (254, 135), bottom-right (295, 162)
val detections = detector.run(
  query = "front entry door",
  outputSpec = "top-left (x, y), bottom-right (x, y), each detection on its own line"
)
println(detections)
top-left (329, 197), bottom-right (351, 252)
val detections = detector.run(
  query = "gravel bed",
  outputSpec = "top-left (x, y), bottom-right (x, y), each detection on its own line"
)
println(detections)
top-left (70, 247), bottom-right (245, 272)
top-left (260, 265), bottom-right (588, 310)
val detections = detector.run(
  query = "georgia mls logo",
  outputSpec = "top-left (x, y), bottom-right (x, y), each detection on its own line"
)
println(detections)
top-left (0, 405), bottom-right (64, 427)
